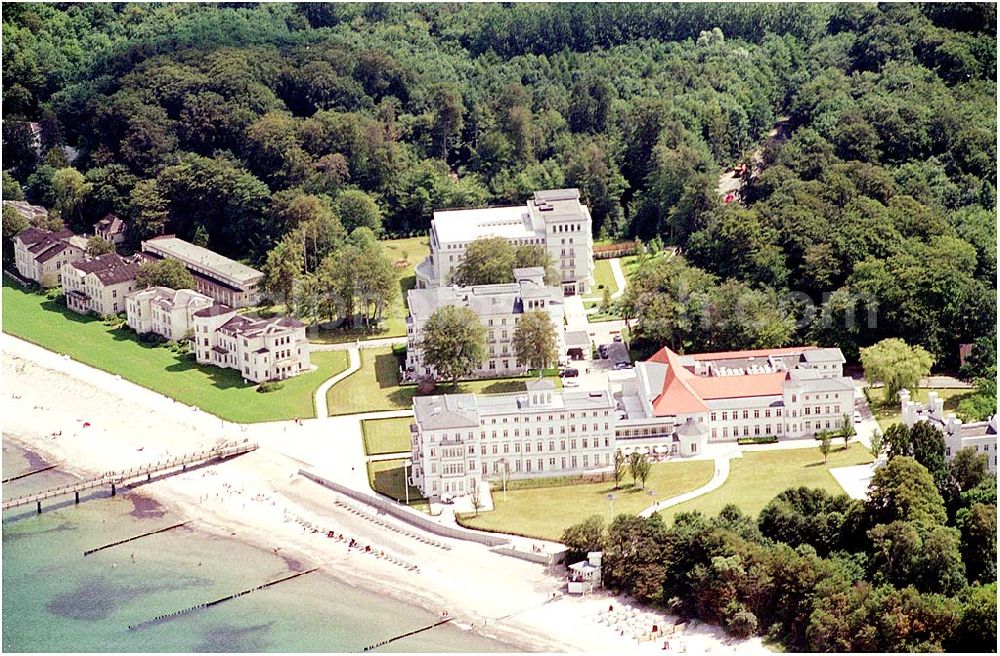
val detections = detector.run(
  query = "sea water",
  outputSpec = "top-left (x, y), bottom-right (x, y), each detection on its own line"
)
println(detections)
top-left (2, 440), bottom-right (516, 652)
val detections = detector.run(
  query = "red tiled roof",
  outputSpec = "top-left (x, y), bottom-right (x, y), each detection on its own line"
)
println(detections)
top-left (688, 372), bottom-right (787, 400)
top-left (650, 348), bottom-right (709, 416)
top-left (647, 347), bottom-right (793, 416)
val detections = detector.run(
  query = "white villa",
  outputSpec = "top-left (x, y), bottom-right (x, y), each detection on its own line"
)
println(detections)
top-left (415, 189), bottom-right (595, 296)
top-left (405, 267), bottom-right (565, 379)
top-left (62, 253), bottom-right (146, 316)
top-left (13, 226), bottom-right (87, 287)
top-left (141, 236), bottom-right (264, 308)
top-left (191, 304), bottom-right (311, 383)
top-left (125, 286), bottom-right (214, 341)
top-left (900, 389), bottom-right (997, 472)
top-left (410, 379), bottom-right (617, 499)
top-left (411, 345), bottom-right (857, 500)
top-left (93, 213), bottom-right (127, 246)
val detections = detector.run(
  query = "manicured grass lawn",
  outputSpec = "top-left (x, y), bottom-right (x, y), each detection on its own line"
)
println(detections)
top-left (459, 459), bottom-right (715, 540)
top-left (327, 347), bottom-right (559, 415)
top-left (361, 417), bottom-right (413, 455)
top-left (591, 259), bottom-right (619, 297)
top-left (659, 443), bottom-right (874, 524)
top-left (2, 276), bottom-right (349, 423)
top-left (367, 458), bottom-right (427, 509)
top-left (869, 386), bottom-right (974, 431)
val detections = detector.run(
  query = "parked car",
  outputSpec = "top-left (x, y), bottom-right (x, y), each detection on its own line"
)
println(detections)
top-left (853, 410), bottom-right (863, 423)
top-left (598, 345), bottom-right (609, 358)
top-left (441, 494), bottom-right (455, 504)
top-left (613, 362), bottom-right (633, 370)
top-left (612, 335), bottom-right (623, 343)
top-left (560, 368), bottom-right (579, 378)
top-left (563, 378), bottom-right (580, 387)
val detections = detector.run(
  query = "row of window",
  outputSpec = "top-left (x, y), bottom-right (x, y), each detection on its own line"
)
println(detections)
top-left (430, 436), bottom-right (612, 458)
top-left (711, 409), bottom-right (784, 421)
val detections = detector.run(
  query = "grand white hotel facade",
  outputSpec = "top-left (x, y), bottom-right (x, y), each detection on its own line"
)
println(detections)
top-left (410, 345), bottom-right (857, 500)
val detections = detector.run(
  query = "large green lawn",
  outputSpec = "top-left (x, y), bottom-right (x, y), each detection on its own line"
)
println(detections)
top-left (459, 459), bottom-right (715, 540)
top-left (659, 443), bottom-right (873, 524)
top-left (591, 259), bottom-right (619, 297)
top-left (326, 347), bottom-right (558, 415)
top-left (2, 277), bottom-right (349, 423)
top-left (361, 417), bottom-right (413, 455)
top-left (869, 386), bottom-right (974, 431)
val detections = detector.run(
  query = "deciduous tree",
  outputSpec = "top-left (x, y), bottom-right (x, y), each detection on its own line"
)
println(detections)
top-left (512, 310), bottom-right (558, 374)
top-left (451, 236), bottom-right (515, 286)
top-left (86, 236), bottom-right (115, 256)
top-left (418, 305), bottom-right (486, 386)
top-left (135, 258), bottom-right (195, 290)
top-left (861, 338), bottom-right (935, 404)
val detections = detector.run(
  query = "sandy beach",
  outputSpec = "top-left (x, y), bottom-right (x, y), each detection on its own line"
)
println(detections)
top-left (2, 334), bottom-right (768, 654)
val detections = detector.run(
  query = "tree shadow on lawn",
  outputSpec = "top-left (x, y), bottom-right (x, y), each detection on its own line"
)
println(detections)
top-left (39, 298), bottom-right (95, 324)
top-left (478, 380), bottom-right (525, 394)
top-left (374, 353), bottom-right (401, 388)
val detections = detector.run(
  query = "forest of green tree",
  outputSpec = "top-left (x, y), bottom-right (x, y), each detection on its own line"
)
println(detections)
top-left (561, 423), bottom-right (997, 652)
top-left (2, 2), bottom-right (996, 367)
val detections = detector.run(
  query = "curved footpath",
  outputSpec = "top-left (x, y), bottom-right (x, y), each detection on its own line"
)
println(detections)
top-left (637, 453), bottom-right (734, 519)
top-left (312, 347), bottom-right (360, 419)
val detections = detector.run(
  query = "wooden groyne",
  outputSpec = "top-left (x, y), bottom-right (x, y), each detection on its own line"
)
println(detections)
top-left (2, 441), bottom-right (257, 514)
top-left (361, 617), bottom-right (453, 652)
top-left (2, 464), bottom-right (57, 483)
top-left (83, 521), bottom-right (189, 556)
top-left (127, 567), bottom-right (319, 631)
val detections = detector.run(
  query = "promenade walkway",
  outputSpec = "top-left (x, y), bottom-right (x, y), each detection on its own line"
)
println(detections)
top-left (309, 336), bottom-right (407, 352)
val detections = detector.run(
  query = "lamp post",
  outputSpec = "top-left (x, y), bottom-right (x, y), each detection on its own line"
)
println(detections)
top-left (501, 459), bottom-right (509, 502)
top-left (607, 492), bottom-right (616, 519)
top-left (403, 459), bottom-right (412, 506)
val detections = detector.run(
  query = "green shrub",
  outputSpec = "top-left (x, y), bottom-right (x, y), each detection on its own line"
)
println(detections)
top-left (257, 380), bottom-right (285, 393)
top-left (737, 435), bottom-right (778, 445)
top-left (724, 601), bottom-right (759, 639)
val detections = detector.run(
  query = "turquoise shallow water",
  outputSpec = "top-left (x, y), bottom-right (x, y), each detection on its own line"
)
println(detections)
top-left (2, 440), bottom-right (516, 652)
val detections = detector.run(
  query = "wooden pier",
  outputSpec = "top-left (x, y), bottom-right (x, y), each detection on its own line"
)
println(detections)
top-left (1, 441), bottom-right (258, 514)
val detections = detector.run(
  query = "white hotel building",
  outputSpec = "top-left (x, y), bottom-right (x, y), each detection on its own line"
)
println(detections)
top-left (410, 379), bottom-right (616, 499)
top-left (405, 267), bottom-right (565, 379)
top-left (415, 189), bottom-right (595, 296)
top-left (410, 345), bottom-right (857, 500)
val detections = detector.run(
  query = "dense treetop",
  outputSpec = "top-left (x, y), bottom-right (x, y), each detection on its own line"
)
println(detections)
top-left (3, 2), bottom-right (995, 364)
